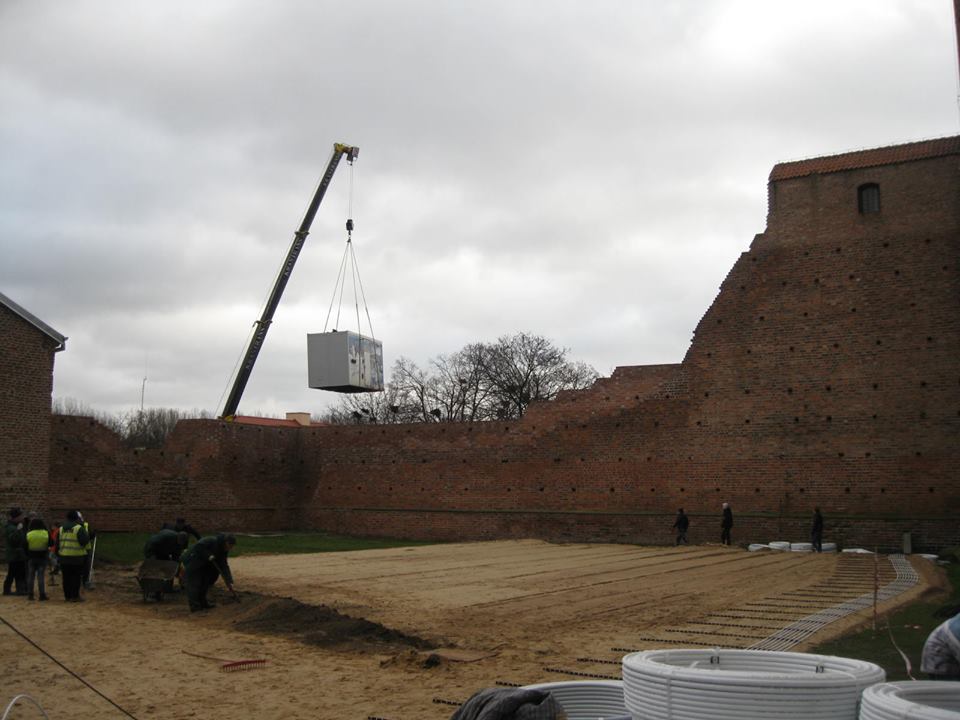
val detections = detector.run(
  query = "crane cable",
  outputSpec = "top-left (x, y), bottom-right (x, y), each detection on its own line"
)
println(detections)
top-left (323, 158), bottom-right (376, 340)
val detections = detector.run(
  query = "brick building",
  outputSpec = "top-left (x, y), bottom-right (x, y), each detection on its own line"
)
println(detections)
top-left (42, 135), bottom-right (960, 550)
top-left (0, 291), bottom-right (66, 519)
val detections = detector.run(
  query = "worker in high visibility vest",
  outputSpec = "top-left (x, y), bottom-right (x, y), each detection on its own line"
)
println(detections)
top-left (55, 511), bottom-right (90, 602)
top-left (25, 517), bottom-right (52, 601)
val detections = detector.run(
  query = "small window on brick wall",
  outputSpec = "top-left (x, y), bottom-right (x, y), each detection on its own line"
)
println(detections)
top-left (858, 183), bottom-right (880, 214)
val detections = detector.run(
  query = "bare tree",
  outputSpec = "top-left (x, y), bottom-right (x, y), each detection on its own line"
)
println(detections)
top-left (324, 333), bottom-right (598, 424)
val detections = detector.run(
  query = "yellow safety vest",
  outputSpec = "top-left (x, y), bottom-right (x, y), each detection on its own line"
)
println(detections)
top-left (27, 529), bottom-right (50, 552)
top-left (59, 524), bottom-right (85, 557)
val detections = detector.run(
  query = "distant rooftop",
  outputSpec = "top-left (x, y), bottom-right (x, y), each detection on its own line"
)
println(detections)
top-left (231, 413), bottom-right (327, 428)
top-left (0, 290), bottom-right (67, 350)
top-left (770, 135), bottom-right (960, 182)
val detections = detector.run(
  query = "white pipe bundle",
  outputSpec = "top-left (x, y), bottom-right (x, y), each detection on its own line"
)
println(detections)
top-left (860, 682), bottom-right (960, 719)
top-left (622, 649), bottom-right (885, 720)
top-left (520, 681), bottom-right (628, 720)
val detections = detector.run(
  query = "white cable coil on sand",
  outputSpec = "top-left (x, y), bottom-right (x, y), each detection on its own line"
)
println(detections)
top-left (859, 682), bottom-right (960, 720)
top-left (622, 649), bottom-right (885, 720)
top-left (791, 542), bottom-right (813, 552)
top-left (520, 681), bottom-right (628, 720)
top-left (769, 541), bottom-right (791, 550)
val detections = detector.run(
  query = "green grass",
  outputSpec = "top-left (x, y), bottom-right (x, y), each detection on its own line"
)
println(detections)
top-left (94, 531), bottom-right (436, 566)
top-left (810, 562), bottom-right (960, 680)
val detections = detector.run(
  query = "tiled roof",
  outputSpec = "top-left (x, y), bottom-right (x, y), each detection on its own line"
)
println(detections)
top-left (0, 290), bottom-right (67, 350)
top-left (770, 135), bottom-right (960, 181)
top-left (231, 415), bottom-right (327, 427)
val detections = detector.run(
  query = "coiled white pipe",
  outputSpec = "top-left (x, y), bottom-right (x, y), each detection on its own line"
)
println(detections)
top-left (2, 694), bottom-right (50, 720)
top-left (860, 682), bottom-right (960, 720)
top-left (520, 681), bottom-right (628, 720)
top-left (622, 649), bottom-right (884, 720)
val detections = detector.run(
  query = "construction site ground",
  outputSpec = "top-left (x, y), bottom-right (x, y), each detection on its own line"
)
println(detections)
top-left (0, 540), bottom-right (945, 720)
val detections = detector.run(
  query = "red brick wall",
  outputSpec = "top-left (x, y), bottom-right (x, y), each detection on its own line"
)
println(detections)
top-left (0, 308), bottom-right (55, 519)
top-left (43, 147), bottom-right (960, 552)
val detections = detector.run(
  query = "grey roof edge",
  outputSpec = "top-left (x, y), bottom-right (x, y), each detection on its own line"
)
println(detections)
top-left (0, 290), bottom-right (67, 351)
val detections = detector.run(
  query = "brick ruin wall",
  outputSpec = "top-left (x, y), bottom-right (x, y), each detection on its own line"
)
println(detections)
top-left (45, 151), bottom-right (960, 551)
top-left (1, 310), bottom-right (54, 516)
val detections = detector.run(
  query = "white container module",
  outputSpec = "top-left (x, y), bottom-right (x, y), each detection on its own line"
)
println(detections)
top-left (307, 331), bottom-right (384, 393)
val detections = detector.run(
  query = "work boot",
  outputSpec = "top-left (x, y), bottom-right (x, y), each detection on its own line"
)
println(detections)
top-left (39, 594), bottom-right (49, 601)
top-left (27, 594), bottom-right (35, 601)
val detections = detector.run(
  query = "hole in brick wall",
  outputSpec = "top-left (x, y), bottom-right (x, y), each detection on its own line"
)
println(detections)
top-left (814, 278), bottom-right (820, 285)
top-left (751, 257), bottom-right (757, 262)
top-left (605, 396), bottom-right (610, 401)
top-left (894, 270), bottom-right (900, 276)
top-left (468, 427), bottom-right (473, 432)
top-left (507, 487), bottom-right (512, 492)
top-left (744, 389), bottom-right (750, 394)
top-left (421, 459), bottom-right (427, 464)
top-left (789, 346), bottom-right (795, 352)
top-left (835, 247), bottom-right (841, 254)
top-left (634, 395), bottom-right (640, 400)
top-left (883, 242), bottom-right (889, 248)
top-left (865, 451), bottom-right (872, 457)
top-left (849, 274), bottom-right (855, 280)
top-left (825, 416), bottom-right (832, 422)
top-left (647, 456), bottom-right (652, 462)
top-left (782, 280), bottom-right (788, 286)
top-left (804, 250), bottom-right (809, 256)
top-left (787, 387), bottom-right (793, 394)
top-left (665, 394), bottom-right (671, 399)
top-left (873, 383), bottom-right (879, 389)
top-left (755, 488), bottom-right (760, 493)
top-left (615, 422), bottom-right (621, 428)
top-left (144, 479), bottom-right (149, 485)
top-left (505, 426), bottom-right (510, 432)
top-left (759, 316), bottom-right (765, 321)
top-left (927, 337), bottom-right (934, 343)
top-left (650, 488), bottom-right (655, 492)
top-left (838, 452), bottom-right (844, 457)
top-left (707, 352), bottom-right (712, 358)
top-left (744, 419), bottom-right (751, 424)
top-left (571, 487), bottom-right (577, 493)
top-left (539, 487), bottom-right (545, 492)
top-left (704, 391), bottom-right (710, 397)
top-left (880, 487), bottom-right (885, 493)
top-left (392, 460), bottom-right (397, 464)
top-left (851, 308), bottom-right (856, 313)
top-left (741, 285), bottom-right (746, 290)
top-left (794, 417), bottom-right (800, 423)
top-left (826, 385), bottom-right (831, 392)
top-left (944, 265), bottom-right (949, 271)
top-left (554, 458), bottom-right (561, 463)
top-left (618, 457), bottom-right (623, 462)
top-left (929, 487), bottom-right (935, 493)
top-left (799, 487), bottom-right (805, 493)
top-left (833, 343), bottom-right (840, 349)
top-left (696, 421), bottom-right (702, 426)
top-left (717, 319), bottom-right (723, 324)
top-left (845, 487), bottom-right (850, 493)
top-left (581, 424), bottom-right (587, 429)
top-left (715, 487), bottom-right (720, 492)
top-left (654, 421), bottom-right (659, 427)
top-left (421, 487), bottom-right (425, 492)
top-left (803, 312), bottom-right (808, 317)
top-left (610, 487), bottom-right (615, 493)
top-left (916, 451), bottom-right (923, 457)
top-left (501, 458), bottom-right (508, 464)
top-left (746, 349), bottom-right (752, 354)
top-left (873, 414), bottom-right (878, 419)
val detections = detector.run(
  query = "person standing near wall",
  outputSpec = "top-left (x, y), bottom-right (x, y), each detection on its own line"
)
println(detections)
top-left (25, 517), bottom-right (51, 601)
top-left (3, 507), bottom-right (27, 596)
top-left (56, 511), bottom-right (89, 602)
top-left (78, 512), bottom-right (96, 590)
top-left (672, 509), bottom-right (689, 545)
top-left (720, 502), bottom-right (733, 546)
top-left (811, 507), bottom-right (824, 553)
top-left (162, 517), bottom-right (201, 542)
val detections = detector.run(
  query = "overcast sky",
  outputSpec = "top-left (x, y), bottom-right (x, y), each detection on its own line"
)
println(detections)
top-left (2, 0), bottom-right (957, 419)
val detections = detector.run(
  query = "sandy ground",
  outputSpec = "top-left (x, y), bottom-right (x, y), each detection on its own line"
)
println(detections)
top-left (0, 540), bottom-right (944, 720)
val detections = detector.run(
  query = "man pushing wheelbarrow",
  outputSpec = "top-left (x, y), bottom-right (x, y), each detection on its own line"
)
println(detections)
top-left (179, 533), bottom-right (238, 612)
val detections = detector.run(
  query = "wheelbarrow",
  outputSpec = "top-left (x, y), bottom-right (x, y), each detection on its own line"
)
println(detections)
top-left (136, 559), bottom-right (181, 602)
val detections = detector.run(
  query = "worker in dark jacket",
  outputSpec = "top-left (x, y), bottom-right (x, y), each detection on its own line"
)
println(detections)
top-left (144, 529), bottom-right (188, 561)
top-left (810, 507), bottom-right (824, 553)
top-left (181, 534), bottom-right (236, 612)
top-left (56, 511), bottom-right (90, 602)
top-left (3, 507), bottom-right (28, 595)
top-left (720, 502), bottom-right (734, 545)
top-left (672, 508), bottom-right (690, 545)
top-left (162, 518), bottom-right (201, 541)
